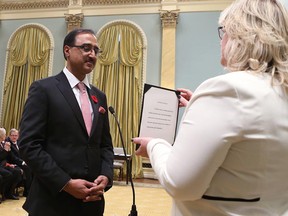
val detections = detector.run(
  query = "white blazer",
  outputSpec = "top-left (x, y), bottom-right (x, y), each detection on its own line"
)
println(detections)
top-left (147, 71), bottom-right (288, 216)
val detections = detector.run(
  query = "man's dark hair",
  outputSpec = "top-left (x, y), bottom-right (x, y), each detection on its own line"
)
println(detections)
top-left (63, 28), bottom-right (96, 60)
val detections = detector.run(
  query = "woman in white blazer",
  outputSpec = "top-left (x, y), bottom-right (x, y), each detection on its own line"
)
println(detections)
top-left (133, 0), bottom-right (288, 215)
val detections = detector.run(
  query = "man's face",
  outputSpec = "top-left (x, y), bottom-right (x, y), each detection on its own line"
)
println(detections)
top-left (9, 131), bottom-right (19, 143)
top-left (64, 33), bottom-right (98, 80)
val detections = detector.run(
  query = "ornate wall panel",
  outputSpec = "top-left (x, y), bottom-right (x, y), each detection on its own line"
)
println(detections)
top-left (0, 0), bottom-right (231, 11)
top-left (0, 0), bottom-right (69, 10)
top-left (83, 0), bottom-right (161, 5)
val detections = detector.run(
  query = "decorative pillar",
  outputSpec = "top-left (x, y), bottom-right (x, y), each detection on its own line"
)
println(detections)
top-left (160, 9), bottom-right (179, 89)
top-left (65, 13), bottom-right (84, 33)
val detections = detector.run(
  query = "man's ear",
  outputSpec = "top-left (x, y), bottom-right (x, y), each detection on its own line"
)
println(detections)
top-left (63, 45), bottom-right (70, 59)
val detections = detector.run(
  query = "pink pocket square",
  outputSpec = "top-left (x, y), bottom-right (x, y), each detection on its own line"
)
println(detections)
top-left (99, 106), bottom-right (106, 114)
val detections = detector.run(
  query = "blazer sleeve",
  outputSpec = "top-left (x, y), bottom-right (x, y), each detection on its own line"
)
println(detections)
top-left (18, 80), bottom-right (71, 195)
top-left (147, 75), bottom-right (244, 201)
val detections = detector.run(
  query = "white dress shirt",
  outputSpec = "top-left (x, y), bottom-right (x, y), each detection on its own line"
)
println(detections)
top-left (147, 71), bottom-right (288, 216)
top-left (63, 67), bottom-right (93, 119)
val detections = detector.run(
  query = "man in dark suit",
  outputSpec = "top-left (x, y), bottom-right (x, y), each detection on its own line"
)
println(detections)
top-left (18, 28), bottom-right (114, 216)
top-left (0, 127), bottom-right (22, 201)
top-left (6, 128), bottom-right (32, 197)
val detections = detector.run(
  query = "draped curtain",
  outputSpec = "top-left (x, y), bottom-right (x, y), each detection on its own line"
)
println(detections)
top-left (93, 22), bottom-right (145, 178)
top-left (1, 25), bottom-right (52, 131)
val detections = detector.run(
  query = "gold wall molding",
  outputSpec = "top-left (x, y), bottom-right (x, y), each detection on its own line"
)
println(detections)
top-left (83, 0), bottom-right (161, 5)
top-left (0, 1), bottom-right (232, 20)
top-left (0, 0), bottom-right (162, 10)
top-left (160, 9), bottom-right (179, 28)
top-left (159, 9), bottom-right (179, 89)
top-left (0, 0), bottom-right (69, 11)
top-left (0, 1), bottom-right (232, 17)
top-left (70, 0), bottom-right (82, 5)
top-left (65, 13), bottom-right (84, 32)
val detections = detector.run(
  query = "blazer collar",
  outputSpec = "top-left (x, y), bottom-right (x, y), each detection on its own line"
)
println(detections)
top-left (87, 87), bottom-right (100, 137)
top-left (56, 72), bottom-right (101, 138)
top-left (55, 72), bottom-right (87, 135)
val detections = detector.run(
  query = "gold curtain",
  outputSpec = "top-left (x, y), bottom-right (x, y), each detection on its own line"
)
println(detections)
top-left (93, 23), bottom-right (144, 178)
top-left (1, 26), bottom-right (51, 131)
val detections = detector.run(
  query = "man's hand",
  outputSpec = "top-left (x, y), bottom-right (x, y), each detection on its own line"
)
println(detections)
top-left (83, 175), bottom-right (109, 202)
top-left (63, 179), bottom-right (95, 200)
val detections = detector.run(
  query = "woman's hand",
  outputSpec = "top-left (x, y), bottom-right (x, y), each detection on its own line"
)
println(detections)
top-left (131, 137), bottom-right (153, 158)
top-left (177, 88), bottom-right (193, 107)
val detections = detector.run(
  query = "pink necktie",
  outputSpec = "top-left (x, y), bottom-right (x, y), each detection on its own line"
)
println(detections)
top-left (77, 82), bottom-right (92, 135)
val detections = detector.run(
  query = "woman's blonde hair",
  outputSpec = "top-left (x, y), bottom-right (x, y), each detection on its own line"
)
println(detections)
top-left (219, 0), bottom-right (288, 88)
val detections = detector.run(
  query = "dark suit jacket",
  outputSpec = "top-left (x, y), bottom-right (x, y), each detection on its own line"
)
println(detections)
top-left (6, 137), bottom-right (24, 167)
top-left (0, 141), bottom-right (17, 167)
top-left (18, 72), bottom-right (114, 216)
top-left (0, 142), bottom-right (9, 167)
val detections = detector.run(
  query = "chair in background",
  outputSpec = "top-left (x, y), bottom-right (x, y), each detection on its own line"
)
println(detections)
top-left (113, 147), bottom-right (125, 181)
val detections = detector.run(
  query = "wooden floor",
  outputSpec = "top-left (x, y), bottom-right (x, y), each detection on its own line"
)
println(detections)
top-left (0, 178), bottom-right (172, 216)
top-left (133, 177), bottom-right (159, 184)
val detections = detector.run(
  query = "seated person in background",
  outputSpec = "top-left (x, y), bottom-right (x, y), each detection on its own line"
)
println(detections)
top-left (6, 128), bottom-right (32, 197)
top-left (0, 174), bottom-right (3, 203)
top-left (0, 160), bottom-right (13, 201)
top-left (0, 127), bottom-right (21, 200)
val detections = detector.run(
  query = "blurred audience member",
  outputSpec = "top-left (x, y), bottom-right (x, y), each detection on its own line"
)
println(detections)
top-left (6, 128), bottom-right (32, 197)
top-left (0, 127), bottom-right (21, 200)
top-left (0, 174), bottom-right (3, 203)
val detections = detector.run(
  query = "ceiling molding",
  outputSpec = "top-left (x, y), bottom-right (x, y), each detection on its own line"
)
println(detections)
top-left (0, 0), bottom-right (232, 20)
top-left (0, 0), bottom-right (69, 10)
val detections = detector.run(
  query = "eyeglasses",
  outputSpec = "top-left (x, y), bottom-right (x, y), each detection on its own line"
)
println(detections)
top-left (70, 43), bottom-right (101, 55)
top-left (218, 26), bottom-right (225, 40)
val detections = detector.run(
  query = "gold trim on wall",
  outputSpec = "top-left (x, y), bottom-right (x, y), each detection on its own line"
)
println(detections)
top-left (0, 1), bottom-right (232, 20)
top-left (160, 9), bottom-right (179, 28)
top-left (0, 0), bottom-right (69, 10)
top-left (65, 13), bottom-right (84, 32)
top-left (0, 0), bottom-right (161, 10)
top-left (83, 0), bottom-right (161, 5)
top-left (160, 10), bottom-right (179, 89)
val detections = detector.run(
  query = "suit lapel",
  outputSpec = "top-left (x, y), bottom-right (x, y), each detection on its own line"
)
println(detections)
top-left (55, 72), bottom-right (87, 134)
top-left (88, 88), bottom-right (100, 136)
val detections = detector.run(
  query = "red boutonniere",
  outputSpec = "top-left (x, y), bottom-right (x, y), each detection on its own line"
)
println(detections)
top-left (91, 95), bottom-right (98, 103)
top-left (99, 106), bottom-right (106, 114)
